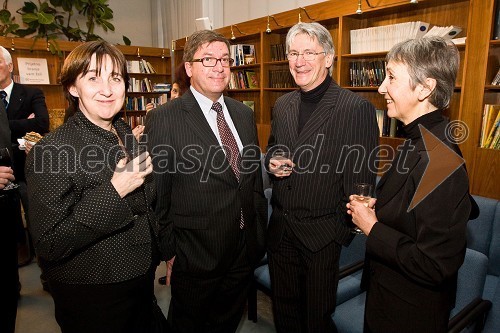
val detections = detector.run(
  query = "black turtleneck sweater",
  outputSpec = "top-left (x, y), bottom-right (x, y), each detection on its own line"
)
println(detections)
top-left (402, 109), bottom-right (443, 142)
top-left (298, 75), bottom-right (332, 134)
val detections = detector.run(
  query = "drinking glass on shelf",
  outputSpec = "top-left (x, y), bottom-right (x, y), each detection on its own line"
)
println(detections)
top-left (0, 147), bottom-right (19, 190)
top-left (271, 150), bottom-right (294, 172)
top-left (350, 182), bottom-right (373, 234)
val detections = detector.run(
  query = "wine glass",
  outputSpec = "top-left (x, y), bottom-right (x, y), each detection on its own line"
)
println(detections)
top-left (0, 147), bottom-right (19, 190)
top-left (350, 182), bottom-right (373, 234)
top-left (271, 150), bottom-right (294, 172)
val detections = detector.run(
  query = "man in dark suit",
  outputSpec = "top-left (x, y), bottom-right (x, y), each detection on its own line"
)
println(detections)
top-left (265, 22), bottom-right (379, 333)
top-left (0, 46), bottom-right (49, 269)
top-left (144, 30), bottom-right (267, 333)
top-left (0, 101), bottom-right (21, 333)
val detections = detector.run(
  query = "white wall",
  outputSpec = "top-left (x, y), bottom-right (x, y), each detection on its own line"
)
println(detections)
top-left (6, 0), bottom-right (152, 47)
top-left (222, 0), bottom-right (328, 28)
top-left (5, 0), bottom-right (329, 47)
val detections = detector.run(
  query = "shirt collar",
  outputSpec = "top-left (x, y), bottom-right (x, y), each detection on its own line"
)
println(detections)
top-left (2, 80), bottom-right (14, 99)
top-left (189, 86), bottom-right (225, 116)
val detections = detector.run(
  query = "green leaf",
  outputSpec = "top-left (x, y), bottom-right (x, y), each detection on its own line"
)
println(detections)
top-left (0, 10), bottom-right (12, 22)
top-left (37, 12), bottom-right (55, 25)
top-left (123, 36), bottom-right (131, 46)
top-left (22, 13), bottom-right (39, 24)
top-left (100, 20), bottom-right (114, 32)
top-left (50, 0), bottom-right (63, 7)
top-left (14, 27), bottom-right (36, 37)
top-left (22, 2), bottom-right (38, 14)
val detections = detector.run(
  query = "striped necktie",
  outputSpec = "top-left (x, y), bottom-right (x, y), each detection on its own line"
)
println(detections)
top-left (212, 102), bottom-right (244, 229)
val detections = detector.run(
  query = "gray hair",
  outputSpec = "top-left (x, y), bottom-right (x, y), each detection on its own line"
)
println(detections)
top-left (386, 36), bottom-right (459, 109)
top-left (285, 22), bottom-right (335, 75)
top-left (0, 46), bottom-right (13, 65)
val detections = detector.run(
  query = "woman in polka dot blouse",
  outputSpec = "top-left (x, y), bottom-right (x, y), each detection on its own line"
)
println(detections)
top-left (25, 40), bottom-right (162, 333)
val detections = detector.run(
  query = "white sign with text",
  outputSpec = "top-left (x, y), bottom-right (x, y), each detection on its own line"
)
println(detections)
top-left (17, 58), bottom-right (50, 84)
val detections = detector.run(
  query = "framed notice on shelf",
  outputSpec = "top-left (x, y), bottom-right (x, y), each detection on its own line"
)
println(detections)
top-left (17, 58), bottom-right (50, 84)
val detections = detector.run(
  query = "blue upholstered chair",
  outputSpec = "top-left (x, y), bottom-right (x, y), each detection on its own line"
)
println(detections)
top-left (466, 195), bottom-right (500, 333)
top-left (332, 248), bottom-right (491, 333)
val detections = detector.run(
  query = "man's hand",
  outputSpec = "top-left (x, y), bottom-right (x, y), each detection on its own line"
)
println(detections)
top-left (165, 256), bottom-right (175, 286)
top-left (0, 166), bottom-right (15, 190)
top-left (268, 156), bottom-right (294, 178)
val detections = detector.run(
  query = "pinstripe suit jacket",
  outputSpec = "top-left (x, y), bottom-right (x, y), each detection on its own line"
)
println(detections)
top-left (266, 80), bottom-right (379, 252)
top-left (144, 90), bottom-right (267, 275)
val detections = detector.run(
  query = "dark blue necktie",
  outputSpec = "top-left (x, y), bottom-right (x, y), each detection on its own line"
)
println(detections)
top-left (0, 91), bottom-right (8, 109)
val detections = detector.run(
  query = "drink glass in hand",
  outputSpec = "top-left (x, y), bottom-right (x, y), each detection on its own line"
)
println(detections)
top-left (0, 148), bottom-right (19, 190)
top-left (272, 150), bottom-right (294, 172)
top-left (350, 182), bottom-right (373, 234)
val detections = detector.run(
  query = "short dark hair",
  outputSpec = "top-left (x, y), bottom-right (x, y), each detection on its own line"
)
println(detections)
top-left (182, 30), bottom-right (230, 63)
top-left (60, 40), bottom-right (129, 110)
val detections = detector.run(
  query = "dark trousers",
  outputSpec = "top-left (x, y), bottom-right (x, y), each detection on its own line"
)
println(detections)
top-left (269, 228), bottom-right (341, 333)
top-left (0, 191), bottom-right (21, 333)
top-left (167, 232), bottom-right (253, 333)
top-left (49, 270), bottom-right (156, 333)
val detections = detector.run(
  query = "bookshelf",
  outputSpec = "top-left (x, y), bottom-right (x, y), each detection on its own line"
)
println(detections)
top-left (171, 0), bottom-right (498, 199)
top-left (0, 37), bottom-right (171, 130)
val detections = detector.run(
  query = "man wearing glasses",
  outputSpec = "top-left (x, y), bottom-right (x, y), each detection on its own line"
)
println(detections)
top-left (265, 22), bottom-right (378, 332)
top-left (144, 30), bottom-right (267, 333)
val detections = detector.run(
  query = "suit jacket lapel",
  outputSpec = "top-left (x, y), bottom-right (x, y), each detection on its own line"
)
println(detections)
top-left (0, 102), bottom-right (10, 150)
top-left (284, 91), bottom-right (300, 148)
top-left (7, 83), bottom-right (23, 118)
top-left (182, 91), bottom-right (220, 148)
top-left (225, 97), bottom-right (256, 185)
top-left (182, 92), bottom-right (238, 183)
top-left (294, 81), bottom-right (339, 148)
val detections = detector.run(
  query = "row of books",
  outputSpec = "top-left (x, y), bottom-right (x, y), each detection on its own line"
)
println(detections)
top-left (129, 78), bottom-right (171, 93)
top-left (349, 59), bottom-right (387, 87)
top-left (269, 69), bottom-right (297, 89)
top-left (127, 59), bottom-right (157, 74)
top-left (270, 43), bottom-right (287, 62)
top-left (229, 44), bottom-right (256, 66)
top-left (376, 109), bottom-right (404, 138)
top-left (125, 94), bottom-right (168, 111)
top-left (122, 114), bottom-right (146, 129)
top-left (350, 21), bottom-right (462, 54)
top-left (228, 70), bottom-right (259, 89)
top-left (480, 104), bottom-right (500, 149)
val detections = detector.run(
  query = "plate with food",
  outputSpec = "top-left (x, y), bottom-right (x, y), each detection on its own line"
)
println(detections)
top-left (18, 132), bottom-right (43, 150)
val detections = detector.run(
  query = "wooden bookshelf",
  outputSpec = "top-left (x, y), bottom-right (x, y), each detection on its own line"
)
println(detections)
top-left (171, 0), bottom-right (498, 199)
top-left (0, 37), bottom-right (171, 130)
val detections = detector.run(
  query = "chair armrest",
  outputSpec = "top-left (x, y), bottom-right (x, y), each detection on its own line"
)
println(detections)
top-left (448, 298), bottom-right (492, 333)
top-left (339, 260), bottom-right (364, 280)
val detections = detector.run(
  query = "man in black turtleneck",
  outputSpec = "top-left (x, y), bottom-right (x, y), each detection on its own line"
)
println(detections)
top-left (265, 22), bottom-right (379, 333)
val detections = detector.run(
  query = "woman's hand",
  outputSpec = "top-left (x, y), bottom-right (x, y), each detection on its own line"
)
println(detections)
top-left (132, 125), bottom-right (145, 140)
top-left (111, 151), bottom-right (152, 198)
top-left (347, 196), bottom-right (378, 235)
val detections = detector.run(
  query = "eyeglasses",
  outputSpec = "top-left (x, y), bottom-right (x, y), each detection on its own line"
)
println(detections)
top-left (191, 57), bottom-right (234, 67)
top-left (286, 51), bottom-right (326, 62)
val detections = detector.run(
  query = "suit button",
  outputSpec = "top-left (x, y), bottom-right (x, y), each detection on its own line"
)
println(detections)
top-left (239, 186), bottom-right (243, 191)
top-left (286, 185), bottom-right (292, 190)
top-left (283, 210), bottom-right (289, 216)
